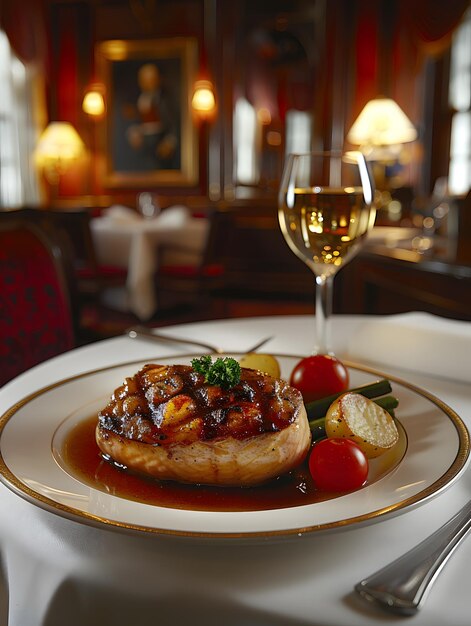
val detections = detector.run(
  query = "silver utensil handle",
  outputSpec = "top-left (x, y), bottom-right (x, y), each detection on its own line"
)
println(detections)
top-left (127, 326), bottom-right (272, 355)
top-left (127, 327), bottom-right (221, 353)
top-left (355, 499), bottom-right (471, 615)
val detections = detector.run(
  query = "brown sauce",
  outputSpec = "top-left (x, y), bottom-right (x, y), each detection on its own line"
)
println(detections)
top-left (61, 415), bottom-right (337, 512)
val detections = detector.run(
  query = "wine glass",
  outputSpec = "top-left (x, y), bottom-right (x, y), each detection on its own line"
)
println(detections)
top-left (278, 151), bottom-right (375, 354)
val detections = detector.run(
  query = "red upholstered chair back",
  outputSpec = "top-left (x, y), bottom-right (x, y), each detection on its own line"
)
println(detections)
top-left (0, 210), bottom-right (76, 387)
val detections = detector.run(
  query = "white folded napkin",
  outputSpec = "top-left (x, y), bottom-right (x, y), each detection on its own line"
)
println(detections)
top-left (156, 205), bottom-right (189, 226)
top-left (345, 312), bottom-right (471, 383)
top-left (102, 205), bottom-right (142, 223)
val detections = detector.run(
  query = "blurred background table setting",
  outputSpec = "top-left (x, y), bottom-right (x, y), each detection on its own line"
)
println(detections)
top-left (89, 205), bottom-right (210, 321)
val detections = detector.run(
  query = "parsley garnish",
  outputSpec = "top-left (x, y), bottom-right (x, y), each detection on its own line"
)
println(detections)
top-left (191, 356), bottom-right (241, 389)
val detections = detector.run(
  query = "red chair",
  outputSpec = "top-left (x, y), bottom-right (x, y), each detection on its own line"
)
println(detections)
top-left (0, 209), bottom-right (76, 386)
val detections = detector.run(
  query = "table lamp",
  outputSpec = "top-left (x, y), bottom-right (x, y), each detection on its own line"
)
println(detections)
top-left (347, 97), bottom-right (417, 211)
top-left (347, 97), bottom-right (417, 151)
top-left (34, 122), bottom-right (85, 184)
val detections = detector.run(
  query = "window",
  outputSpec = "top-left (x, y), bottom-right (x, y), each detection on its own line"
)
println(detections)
top-left (448, 8), bottom-right (471, 195)
top-left (234, 98), bottom-right (258, 185)
top-left (285, 110), bottom-right (312, 156)
top-left (233, 99), bottom-right (313, 189)
top-left (0, 29), bottom-right (40, 207)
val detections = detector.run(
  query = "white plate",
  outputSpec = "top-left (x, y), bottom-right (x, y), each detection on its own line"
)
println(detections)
top-left (0, 355), bottom-right (468, 539)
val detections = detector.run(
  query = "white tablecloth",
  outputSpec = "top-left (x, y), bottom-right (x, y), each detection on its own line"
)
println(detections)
top-left (90, 207), bottom-right (209, 320)
top-left (1, 313), bottom-right (471, 626)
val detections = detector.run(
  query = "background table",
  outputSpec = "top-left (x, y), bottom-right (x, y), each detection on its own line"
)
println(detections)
top-left (0, 314), bottom-right (470, 626)
top-left (90, 207), bottom-right (208, 320)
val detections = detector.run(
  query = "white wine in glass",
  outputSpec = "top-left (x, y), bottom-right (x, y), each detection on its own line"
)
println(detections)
top-left (278, 151), bottom-right (375, 354)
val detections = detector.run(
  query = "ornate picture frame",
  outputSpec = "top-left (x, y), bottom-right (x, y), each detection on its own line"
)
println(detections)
top-left (96, 38), bottom-right (198, 187)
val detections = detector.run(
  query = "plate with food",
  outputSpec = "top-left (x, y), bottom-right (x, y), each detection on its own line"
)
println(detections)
top-left (0, 353), bottom-right (468, 539)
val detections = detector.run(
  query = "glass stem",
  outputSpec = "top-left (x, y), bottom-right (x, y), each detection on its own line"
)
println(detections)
top-left (315, 274), bottom-right (334, 355)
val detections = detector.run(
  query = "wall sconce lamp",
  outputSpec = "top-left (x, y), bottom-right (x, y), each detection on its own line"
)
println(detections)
top-left (34, 122), bottom-right (85, 183)
top-left (347, 97), bottom-right (417, 153)
top-left (191, 79), bottom-right (216, 119)
top-left (82, 84), bottom-right (106, 117)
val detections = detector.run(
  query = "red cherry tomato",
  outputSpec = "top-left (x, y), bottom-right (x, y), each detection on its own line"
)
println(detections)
top-left (309, 438), bottom-right (368, 492)
top-left (290, 355), bottom-right (349, 404)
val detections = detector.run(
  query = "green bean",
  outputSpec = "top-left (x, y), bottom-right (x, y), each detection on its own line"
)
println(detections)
top-left (305, 379), bottom-right (393, 420)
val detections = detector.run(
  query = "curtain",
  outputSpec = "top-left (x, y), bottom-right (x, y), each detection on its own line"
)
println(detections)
top-left (404, 0), bottom-right (470, 58)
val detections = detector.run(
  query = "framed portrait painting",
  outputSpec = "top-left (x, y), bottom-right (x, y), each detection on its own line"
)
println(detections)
top-left (96, 38), bottom-right (198, 187)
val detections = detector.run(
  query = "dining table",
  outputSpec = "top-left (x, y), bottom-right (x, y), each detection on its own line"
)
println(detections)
top-left (0, 312), bottom-right (470, 626)
top-left (90, 205), bottom-right (209, 321)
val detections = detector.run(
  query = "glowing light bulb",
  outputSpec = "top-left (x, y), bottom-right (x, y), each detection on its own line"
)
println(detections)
top-left (192, 80), bottom-right (216, 114)
top-left (82, 90), bottom-right (105, 117)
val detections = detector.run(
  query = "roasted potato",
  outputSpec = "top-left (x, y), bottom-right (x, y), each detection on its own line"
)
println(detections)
top-left (325, 392), bottom-right (399, 459)
top-left (239, 353), bottom-right (281, 378)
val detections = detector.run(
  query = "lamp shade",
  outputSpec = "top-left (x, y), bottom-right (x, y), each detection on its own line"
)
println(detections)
top-left (35, 122), bottom-right (85, 179)
top-left (347, 98), bottom-right (417, 147)
top-left (191, 80), bottom-right (216, 115)
top-left (82, 90), bottom-right (105, 116)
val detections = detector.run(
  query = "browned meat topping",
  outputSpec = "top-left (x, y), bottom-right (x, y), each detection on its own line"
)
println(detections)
top-left (98, 364), bottom-right (302, 445)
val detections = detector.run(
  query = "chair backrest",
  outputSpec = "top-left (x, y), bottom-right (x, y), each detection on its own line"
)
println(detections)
top-left (34, 207), bottom-right (99, 276)
top-left (0, 209), bottom-right (76, 386)
top-left (34, 208), bottom-right (128, 298)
